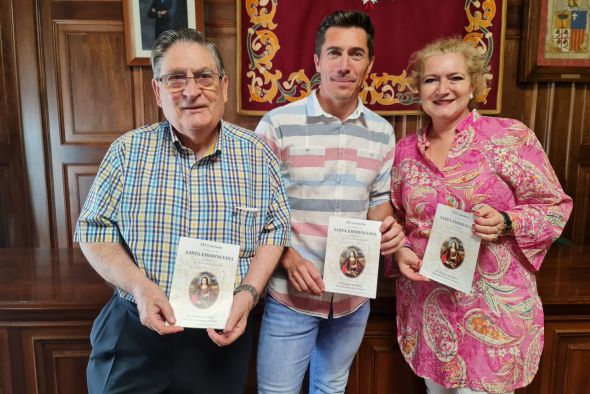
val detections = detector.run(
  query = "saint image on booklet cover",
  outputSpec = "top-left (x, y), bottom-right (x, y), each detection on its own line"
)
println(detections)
top-left (339, 246), bottom-right (366, 278)
top-left (188, 272), bottom-right (220, 309)
top-left (439, 237), bottom-right (465, 270)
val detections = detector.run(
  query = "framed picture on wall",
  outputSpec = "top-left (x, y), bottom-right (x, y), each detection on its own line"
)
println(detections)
top-left (520, 0), bottom-right (590, 82)
top-left (123, 0), bottom-right (205, 66)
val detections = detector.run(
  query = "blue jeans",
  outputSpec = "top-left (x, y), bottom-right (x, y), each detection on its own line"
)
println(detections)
top-left (257, 295), bottom-right (370, 394)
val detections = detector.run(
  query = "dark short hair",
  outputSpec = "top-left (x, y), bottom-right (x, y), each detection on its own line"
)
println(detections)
top-left (315, 10), bottom-right (375, 58)
top-left (150, 28), bottom-right (225, 79)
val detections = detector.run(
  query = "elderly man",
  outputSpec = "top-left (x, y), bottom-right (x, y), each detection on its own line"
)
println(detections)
top-left (75, 29), bottom-right (291, 393)
top-left (255, 10), bottom-right (404, 394)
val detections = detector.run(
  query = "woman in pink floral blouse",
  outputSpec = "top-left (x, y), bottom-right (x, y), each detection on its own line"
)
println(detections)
top-left (391, 37), bottom-right (573, 394)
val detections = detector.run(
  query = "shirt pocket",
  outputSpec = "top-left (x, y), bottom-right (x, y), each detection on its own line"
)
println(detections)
top-left (230, 205), bottom-right (260, 258)
top-left (286, 146), bottom-right (326, 182)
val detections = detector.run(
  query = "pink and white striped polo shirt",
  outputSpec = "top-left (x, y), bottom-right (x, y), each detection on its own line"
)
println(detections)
top-left (255, 91), bottom-right (395, 318)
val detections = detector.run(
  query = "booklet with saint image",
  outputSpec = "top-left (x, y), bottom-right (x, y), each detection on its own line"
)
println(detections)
top-left (323, 217), bottom-right (381, 298)
top-left (168, 237), bottom-right (239, 329)
top-left (419, 204), bottom-right (481, 294)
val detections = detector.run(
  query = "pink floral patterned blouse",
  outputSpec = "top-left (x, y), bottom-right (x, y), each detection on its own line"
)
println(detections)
top-left (391, 111), bottom-right (572, 393)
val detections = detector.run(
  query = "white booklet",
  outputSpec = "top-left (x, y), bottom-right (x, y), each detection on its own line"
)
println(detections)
top-left (419, 204), bottom-right (481, 294)
top-left (168, 237), bottom-right (239, 329)
top-left (323, 217), bottom-right (381, 298)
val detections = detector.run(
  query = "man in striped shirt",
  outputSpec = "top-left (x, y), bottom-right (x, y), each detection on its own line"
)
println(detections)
top-left (256, 10), bottom-right (405, 394)
top-left (75, 29), bottom-right (290, 393)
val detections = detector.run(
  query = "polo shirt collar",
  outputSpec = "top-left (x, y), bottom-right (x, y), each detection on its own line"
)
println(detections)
top-left (306, 90), bottom-right (367, 121)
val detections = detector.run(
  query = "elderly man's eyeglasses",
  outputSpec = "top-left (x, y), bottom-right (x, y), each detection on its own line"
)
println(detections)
top-left (157, 71), bottom-right (222, 92)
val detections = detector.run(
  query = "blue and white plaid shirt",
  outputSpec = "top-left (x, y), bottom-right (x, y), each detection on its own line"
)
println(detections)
top-left (75, 121), bottom-right (291, 302)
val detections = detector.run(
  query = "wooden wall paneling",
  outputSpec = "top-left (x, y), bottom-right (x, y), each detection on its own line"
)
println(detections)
top-left (521, 83), bottom-right (538, 134)
top-left (547, 83), bottom-right (575, 182)
top-left (12, 0), bottom-right (54, 247)
top-left (392, 116), bottom-right (406, 141)
top-left (560, 342), bottom-right (590, 394)
top-left (65, 164), bottom-right (99, 248)
top-left (20, 327), bottom-right (41, 394)
top-left (576, 87), bottom-right (590, 243)
top-left (34, 337), bottom-right (91, 394)
top-left (0, 18), bottom-right (10, 146)
top-left (531, 82), bottom-right (554, 150)
top-left (573, 160), bottom-right (590, 245)
top-left (51, 1), bottom-right (123, 21)
top-left (539, 320), bottom-right (590, 394)
top-left (392, 116), bottom-right (420, 141)
top-left (561, 84), bottom-right (588, 241)
top-left (499, 0), bottom-right (522, 121)
top-left (0, 166), bottom-right (13, 247)
top-left (583, 87), bottom-right (590, 147)
top-left (5, 326), bottom-right (27, 394)
top-left (0, 0), bottom-right (34, 247)
top-left (499, 39), bottom-right (528, 122)
top-left (55, 21), bottom-right (134, 144)
top-left (206, 0), bottom-right (236, 105)
top-left (38, 0), bottom-right (147, 246)
top-left (132, 67), bottom-right (147, 127)
top-left (143, 68), bottom-right (163, 124)
top-left (355, 319), bottom-right (425, 394)
top-left (357, 335), bottom-right (399, 394)
top-left (51, 350), bottom-right (91, 394)
top-left (19, 324), bottom-right (92, 394)
top-left (133, 67), bottom-right (162, 127)
top-left (0, 328), bottom-right (14, 394)
top-left (512, 0), bottom-right (544, 142)
top-left (204, 0), bottom-right (235, 30)
top-left (506, 1), bottom-right (523, 30)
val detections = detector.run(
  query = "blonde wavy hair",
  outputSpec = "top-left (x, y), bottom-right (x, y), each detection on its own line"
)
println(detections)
top-left (408, 36), bottom-right (490, 117)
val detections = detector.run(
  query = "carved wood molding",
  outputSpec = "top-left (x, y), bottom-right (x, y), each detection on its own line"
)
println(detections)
top-left (0, 329), bottom-right (13, 394)
top-left (0, 20), bottom-right (9, 144)
top-left (65, 164), bottom-right (99, 248)
top-left (545, 324), bottom-right (590, 393)
top-left (54, 20), bottom-right (134, 144)
top-left (573, 159), bottom-right (590, 244)
top-left (20, 327), bottom-right (92, 394)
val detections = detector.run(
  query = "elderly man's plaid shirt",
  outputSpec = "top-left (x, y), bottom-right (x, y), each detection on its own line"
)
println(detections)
top-left (75, 121), bottom-right (291, 302)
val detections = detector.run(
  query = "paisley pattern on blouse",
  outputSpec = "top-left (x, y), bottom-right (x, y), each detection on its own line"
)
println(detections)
top-left (465, 310), bottom-right (517, 345)
top-left (399, 330), bottom-right (419, 361)
top-left (392, 111), bottom-right (572, 392)
top-left (522, 326), bottom-right (544, 384)
top-left (442, 355), bottom-right (468, 388)
top-left (424, 288), bottom-right (458, 362)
